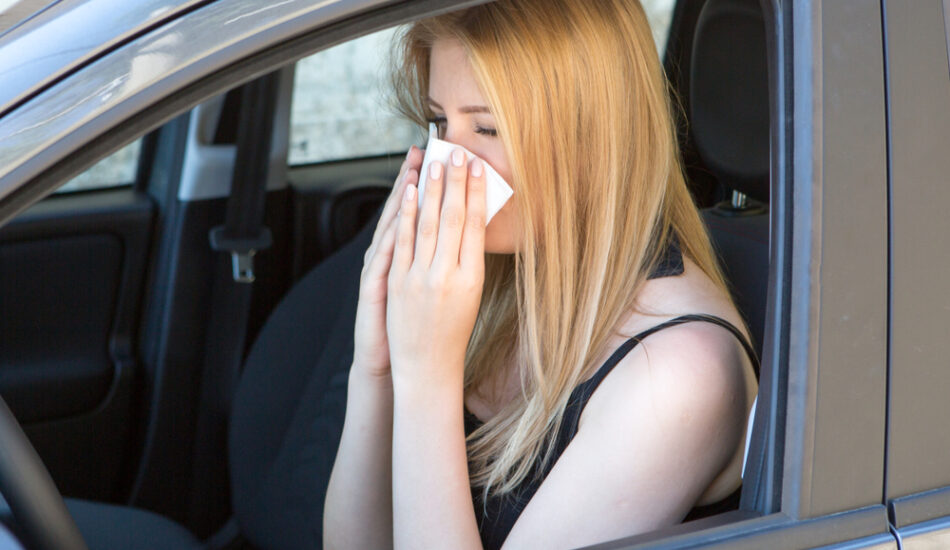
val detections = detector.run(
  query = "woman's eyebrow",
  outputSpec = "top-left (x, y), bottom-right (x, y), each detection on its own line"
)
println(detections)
top-left (427, 97), bottom-right (491, 114)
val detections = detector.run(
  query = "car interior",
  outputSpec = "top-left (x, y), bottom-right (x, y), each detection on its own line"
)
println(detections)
top-left (0, 0), bottom-right (772, 548)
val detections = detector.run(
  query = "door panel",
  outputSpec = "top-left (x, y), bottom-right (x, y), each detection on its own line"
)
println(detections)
top-left (883, 0), bottom-right (950, 501)
top-left (882, 0), bottom-right (950, 541)
top-left (0, 234), bottom-right (121, 421)
top-left (0, 188), bottom-right (154, 501)
top-left (783, 0), bottom-right (889, 519)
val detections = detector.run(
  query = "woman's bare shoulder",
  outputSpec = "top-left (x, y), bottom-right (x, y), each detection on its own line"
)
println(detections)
top-left (581, 315), bottom-right (751, 437)
top-left (577, 256), bottom-right (758, 501)
top-left (600, 255), bottom-right (754, 407)
top-left (593, 255), bottom-right (753, 377)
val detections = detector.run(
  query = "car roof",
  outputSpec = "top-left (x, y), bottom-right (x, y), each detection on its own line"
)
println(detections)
top-left (0, 0), bottom-right (409, 223)
top-left (0, 0), bottom-right (210, 116)
top-left (0, 0), bottom-right (58, 36)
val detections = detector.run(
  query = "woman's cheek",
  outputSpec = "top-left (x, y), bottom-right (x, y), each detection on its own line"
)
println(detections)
top-left (479, 146), bottom-right (516, 253)
top-left (484, 198), bottom-right (519, 254)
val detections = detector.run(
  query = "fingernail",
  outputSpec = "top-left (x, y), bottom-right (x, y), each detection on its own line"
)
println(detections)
top-left (405, 183), bottom-right (416, 201)
top-left (452, 148), bottom-right (465, 167)
top-left (471, 158), bottom-right (483, 177)
top-left (430, 162), bottom-right (443, 180)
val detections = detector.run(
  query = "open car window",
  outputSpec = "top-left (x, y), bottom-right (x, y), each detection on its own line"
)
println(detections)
top-left (287, 0), bottom-right (677, 167)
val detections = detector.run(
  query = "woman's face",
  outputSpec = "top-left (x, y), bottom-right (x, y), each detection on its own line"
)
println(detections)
top-left (428, 38), bottom-right (519, 254)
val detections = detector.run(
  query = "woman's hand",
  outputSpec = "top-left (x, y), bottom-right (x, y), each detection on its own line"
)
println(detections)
top-left (329, 149), bottom-right (421, 548)
top-left (387, 148), bottom-right (488, 391)
top-left (351, 146), bottom-right (423, 380)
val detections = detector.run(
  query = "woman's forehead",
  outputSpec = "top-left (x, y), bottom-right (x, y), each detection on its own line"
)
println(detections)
top-left (428, 39), bottom-right (487, 110)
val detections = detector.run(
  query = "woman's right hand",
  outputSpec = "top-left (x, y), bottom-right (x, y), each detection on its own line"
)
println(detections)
top-left (351, 146), bottom-right (423, 380)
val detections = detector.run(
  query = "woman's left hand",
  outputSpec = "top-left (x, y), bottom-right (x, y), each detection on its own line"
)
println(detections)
top-left (386, 148), bottom-right (487, 391)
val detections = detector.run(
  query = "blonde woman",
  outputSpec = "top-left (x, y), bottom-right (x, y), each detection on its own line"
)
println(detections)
top-left (324, 0), bottom-right (759, 548)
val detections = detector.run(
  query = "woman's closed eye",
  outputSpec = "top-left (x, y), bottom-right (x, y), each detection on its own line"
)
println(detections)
top-left (427, 116), bottom-right (497, 138)
top-left (475, 124), bottom-right (498, 137)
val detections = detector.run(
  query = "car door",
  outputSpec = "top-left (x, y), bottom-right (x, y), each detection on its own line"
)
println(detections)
top-left (880, 0), bottom-right (950, 546)
top-left (0, 139), bottom-right (155, 504)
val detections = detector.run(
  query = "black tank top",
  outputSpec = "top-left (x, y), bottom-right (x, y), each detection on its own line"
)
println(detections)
top-left (463, 244), bottom-right (760, 549)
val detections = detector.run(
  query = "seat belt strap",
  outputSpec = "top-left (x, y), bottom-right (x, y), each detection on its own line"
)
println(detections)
top-left (209, 73), bottom-right (279, 282)
top-left (190, 71), bottom-right (281, 534)
top-left (206, 70), bottom-right (280, 412)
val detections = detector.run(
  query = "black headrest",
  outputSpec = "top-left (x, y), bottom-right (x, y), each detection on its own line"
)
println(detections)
top-left (690, 0), bottom-right (770, 203)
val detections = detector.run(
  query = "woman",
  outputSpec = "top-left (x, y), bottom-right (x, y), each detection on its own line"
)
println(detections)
top-left (324, 0), bottom-right (759, 548)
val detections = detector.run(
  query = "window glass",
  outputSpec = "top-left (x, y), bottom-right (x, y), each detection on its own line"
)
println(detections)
top-left (289, 2), bottom-right (677, 166)
top-left (643, 0), bottom-right (676, 52)
top-left (57, 139), bottom-right (142, 194)
top-left (289, 27), bottom-right (423, 166)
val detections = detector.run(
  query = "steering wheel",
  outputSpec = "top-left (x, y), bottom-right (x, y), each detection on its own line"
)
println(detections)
top-left (0, 395), bottom-right (88, 550)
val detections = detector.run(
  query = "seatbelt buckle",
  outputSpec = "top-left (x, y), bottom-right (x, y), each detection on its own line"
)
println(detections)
top-left (229, 250), bottom-right (257, 283)
top-left (209, 227), bottom-right (273, 284)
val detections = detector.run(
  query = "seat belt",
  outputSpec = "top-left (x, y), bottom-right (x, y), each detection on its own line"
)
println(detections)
top-left (190, 71), bottom-right (280, 535)
top-left (207, 70), bottom-right (279, 420)
top-left (209, 76), bottom-right (278, 287)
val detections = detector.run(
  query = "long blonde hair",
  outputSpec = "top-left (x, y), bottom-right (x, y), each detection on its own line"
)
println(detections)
top-left (391, 0), bottom-right (729, 497)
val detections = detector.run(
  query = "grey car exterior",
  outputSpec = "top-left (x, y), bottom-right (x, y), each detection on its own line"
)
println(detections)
top-left (0, 0), bottom-right (949, 548)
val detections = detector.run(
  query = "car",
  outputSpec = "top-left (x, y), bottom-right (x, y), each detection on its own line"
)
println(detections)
top-left (1, 0), bottom-right (949, 548)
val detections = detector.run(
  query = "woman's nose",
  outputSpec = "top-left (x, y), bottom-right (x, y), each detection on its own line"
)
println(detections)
top-left (441, 127), bottom-right (473, 152)
top-left (442, 126), bottom-right (458, 143)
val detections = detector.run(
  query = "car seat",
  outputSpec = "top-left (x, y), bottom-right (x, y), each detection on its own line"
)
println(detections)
top-left (691, 0), bottom-right (771, 359)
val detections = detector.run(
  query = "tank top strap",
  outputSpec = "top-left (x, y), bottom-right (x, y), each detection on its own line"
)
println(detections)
top-left (562, 314), bottom-right (760, 438)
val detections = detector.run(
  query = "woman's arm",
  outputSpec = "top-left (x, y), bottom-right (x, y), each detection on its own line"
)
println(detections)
top-left (323, 368), bottom-right (395, 550)
top-left (323, 148), bottom-right (422, 549)
top-left (386, 152), bottom-right (487, 549)
top-left (391, 370), bottom-right (480, 549)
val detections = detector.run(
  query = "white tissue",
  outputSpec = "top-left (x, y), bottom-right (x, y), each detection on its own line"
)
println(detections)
top-left (418, 124), bottom-right (514, 224)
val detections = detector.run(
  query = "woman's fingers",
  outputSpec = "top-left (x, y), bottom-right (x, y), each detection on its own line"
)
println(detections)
top-left (391, 183), bottom-right (418, 276)
top-left (460, 158), bottom-right (487, 271)
top-left (373, 152), bottom-right (411, 235)
top-left (366, 168), bottom-right (417, 262)
top-left (366, 147), bottom-right (421, 262)
top-left (362, 214), bottom-right (399, 285)
top-left (414, 161), bottom-right (444, 269)
top-left (433, 148), bottom-right (468, 270)
top-left (383, 164), bottom-right (417, 226)
top-left (382, 148), bottom-right (422, 227)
